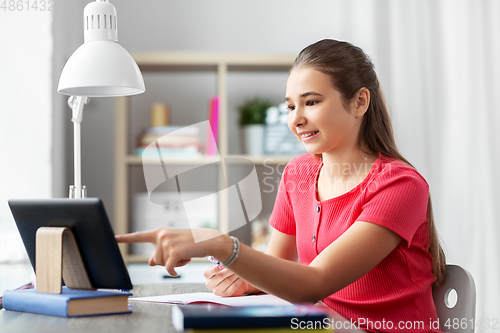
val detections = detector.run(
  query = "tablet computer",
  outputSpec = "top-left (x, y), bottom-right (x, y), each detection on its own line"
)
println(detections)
top-left (8, 198), bottom-right (133, 290)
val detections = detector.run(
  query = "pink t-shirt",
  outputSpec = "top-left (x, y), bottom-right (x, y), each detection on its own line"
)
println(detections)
top-left (269, 154), bottom-right (442, 333)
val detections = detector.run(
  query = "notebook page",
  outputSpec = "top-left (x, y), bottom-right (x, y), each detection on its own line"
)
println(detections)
top-left (129, 292), bottom-right (292, 306)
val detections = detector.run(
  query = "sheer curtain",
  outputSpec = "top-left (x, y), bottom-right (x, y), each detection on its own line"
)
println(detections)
top-left (339, 0), bottom-right (500, 329)
top-left (312, 0), bottom-right (500, 328)
top-left (0, 12), bottom-right (53, 262)
top-left (430, 1), bottom-right (500, 327)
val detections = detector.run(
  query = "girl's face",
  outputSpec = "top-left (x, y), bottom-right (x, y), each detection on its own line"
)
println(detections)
top-left (285, 67), bottom-right (362, 156)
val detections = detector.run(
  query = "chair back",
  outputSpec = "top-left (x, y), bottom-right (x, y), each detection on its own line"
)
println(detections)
top-left (433, 264), bottom-right (476, 333)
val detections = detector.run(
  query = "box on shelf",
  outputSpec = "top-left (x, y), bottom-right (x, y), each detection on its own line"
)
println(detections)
top-left (131, 192), bottom-right (218, 257)
top-left (264, 123), bottom-right (307, 155)
top-left (264, 103), bottom-right (307, 156)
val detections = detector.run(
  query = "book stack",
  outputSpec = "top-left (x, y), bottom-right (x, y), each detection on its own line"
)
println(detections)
top-left (135, 125), bottom-right (203, 158)
top-left (135, 98), bottom-right (219, 158)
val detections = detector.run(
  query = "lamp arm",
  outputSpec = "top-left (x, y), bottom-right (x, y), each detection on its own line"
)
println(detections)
top-left (68, 96), bottom-right (90, 199)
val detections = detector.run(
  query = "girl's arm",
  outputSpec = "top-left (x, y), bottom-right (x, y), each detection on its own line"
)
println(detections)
top-left (116, 221), bottom-right (400, 303)
top-left (265, 229), bottom-right (298, 261)
top-left (241, 229), bottom-right (297, 295)
top-left (225, 221), bottom-right (401, 302)
top-left (202, 228), bottom-right (297, 296)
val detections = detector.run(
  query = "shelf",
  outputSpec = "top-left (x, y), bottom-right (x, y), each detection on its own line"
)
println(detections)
top-left (115, 51), bottom-right (297, 262)
top-left (126, 155), bottom-right (295, 165)
top-left (126, 155), bottom-right (221, 165)
top-left (224, 155), bottom-right (296, 164)
top-left (132, 52), bottom-right (296, 71)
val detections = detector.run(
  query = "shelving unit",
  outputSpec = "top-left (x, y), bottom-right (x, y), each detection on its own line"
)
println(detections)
top-left (114, 52), bottom-right (297, 262)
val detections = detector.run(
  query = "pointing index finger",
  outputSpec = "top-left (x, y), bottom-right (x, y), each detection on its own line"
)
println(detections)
top-left (115, 230), bottom-right (157, 244)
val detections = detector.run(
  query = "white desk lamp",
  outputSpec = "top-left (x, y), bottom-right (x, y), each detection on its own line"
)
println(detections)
top-left (58, 0), bottom-right (145, 198)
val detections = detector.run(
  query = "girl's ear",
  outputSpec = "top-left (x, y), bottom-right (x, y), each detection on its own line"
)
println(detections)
top-left (354, 88), bottom-right (370, 118)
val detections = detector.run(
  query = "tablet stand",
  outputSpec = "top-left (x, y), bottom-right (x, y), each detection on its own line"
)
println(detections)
top-left (35, 227), bottom-right (93, 294)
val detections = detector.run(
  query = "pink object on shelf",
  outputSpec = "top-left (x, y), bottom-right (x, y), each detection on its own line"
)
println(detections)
top-left (205, 96), bottom-right (219, 156)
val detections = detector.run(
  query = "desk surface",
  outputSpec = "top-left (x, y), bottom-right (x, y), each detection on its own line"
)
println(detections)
top-left (0, 283), bottom-right (364, 332)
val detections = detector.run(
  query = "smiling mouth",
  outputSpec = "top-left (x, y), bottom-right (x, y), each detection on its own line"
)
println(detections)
top-left (300, 131), bottom-right (319, 138)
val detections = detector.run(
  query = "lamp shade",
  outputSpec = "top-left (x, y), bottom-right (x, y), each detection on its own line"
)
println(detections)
top-left (57, 0), bottom-right (145, 97)
top-left (58, 40), bottom-right (145, 97)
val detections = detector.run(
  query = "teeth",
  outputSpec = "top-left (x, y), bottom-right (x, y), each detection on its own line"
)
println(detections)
top-left (301, 131), bottom-right (318, 138)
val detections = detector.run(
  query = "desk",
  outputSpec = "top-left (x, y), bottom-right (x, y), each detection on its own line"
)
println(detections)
top-left (0, 283), bottom-right (365, 332)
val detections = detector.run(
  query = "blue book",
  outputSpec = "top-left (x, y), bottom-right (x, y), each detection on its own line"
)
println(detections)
top-left (172, 304), bottom-right (329, 330)
top-left (3, 287), bottom-right (131, 317)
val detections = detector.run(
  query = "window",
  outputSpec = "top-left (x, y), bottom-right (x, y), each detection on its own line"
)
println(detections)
top-left (0, 12), bottom-right (53, 262)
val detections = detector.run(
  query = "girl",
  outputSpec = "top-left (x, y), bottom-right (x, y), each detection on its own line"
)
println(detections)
top-left (116, 39), bottom-right (446, 333)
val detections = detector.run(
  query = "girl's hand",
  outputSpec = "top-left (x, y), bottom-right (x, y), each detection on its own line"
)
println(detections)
top-left (203, 264), bottom-right (251, 297)
top-left (115, 228), bottom-right (228, 277)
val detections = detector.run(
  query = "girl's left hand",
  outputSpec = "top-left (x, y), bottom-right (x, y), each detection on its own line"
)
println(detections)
top-left (115, 228), bottom-right (227, 277)
top-left (203, 264), bottom-right (252, 297)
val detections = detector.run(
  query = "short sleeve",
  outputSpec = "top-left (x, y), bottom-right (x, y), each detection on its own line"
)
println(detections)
top-left (269, 163), bottom-right (296, 235)
top-left (357, 167), bottom-right (429, 246)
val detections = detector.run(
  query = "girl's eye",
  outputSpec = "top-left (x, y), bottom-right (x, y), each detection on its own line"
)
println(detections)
top-left (306, 100), bottom-right (318, 106)
top-left (286, 105), bottom-right (295, 112)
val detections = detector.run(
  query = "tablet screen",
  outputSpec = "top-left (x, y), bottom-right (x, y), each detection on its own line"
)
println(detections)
top-left (8, 198), bottom-right (132, 290)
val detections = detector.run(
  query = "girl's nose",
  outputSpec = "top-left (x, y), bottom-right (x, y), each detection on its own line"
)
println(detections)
top-left (289, 107), bottom-right (306, 128)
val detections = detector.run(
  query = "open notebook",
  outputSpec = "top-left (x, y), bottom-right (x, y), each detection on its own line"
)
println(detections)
top-left (129, 292), bottom-right (292, 307)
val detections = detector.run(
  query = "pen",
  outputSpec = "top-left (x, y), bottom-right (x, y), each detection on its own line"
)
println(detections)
top-left (112, 289), bottom-right (131, 293)
top-left (0, 282), bottom-right (33, 310)
top-left (208, 255), bottom-right (220, 265)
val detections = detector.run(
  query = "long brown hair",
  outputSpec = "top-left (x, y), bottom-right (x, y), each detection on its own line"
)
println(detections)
top-left (292, 39), bottom-right (446, 284)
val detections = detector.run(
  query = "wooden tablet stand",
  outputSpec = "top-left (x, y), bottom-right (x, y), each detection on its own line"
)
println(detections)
top-left (35, 227), bottom-right (94, 294)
